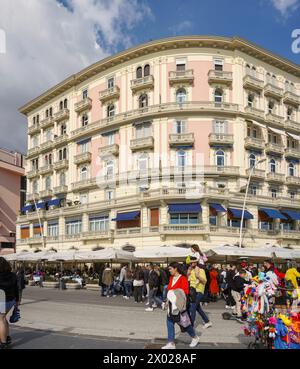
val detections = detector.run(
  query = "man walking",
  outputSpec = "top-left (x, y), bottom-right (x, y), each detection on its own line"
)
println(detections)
top-left (145, 264), bottom-right (162, 311)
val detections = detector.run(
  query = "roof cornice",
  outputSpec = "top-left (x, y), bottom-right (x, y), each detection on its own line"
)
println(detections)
top-left (19, 35), bottom-right (300, 115)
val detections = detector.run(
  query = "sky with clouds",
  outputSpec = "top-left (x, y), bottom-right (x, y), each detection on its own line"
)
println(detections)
top-left (0, 0), bottom-right (299, 153)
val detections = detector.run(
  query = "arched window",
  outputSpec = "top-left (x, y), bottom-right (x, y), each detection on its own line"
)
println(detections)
top-left (248, 93), bottom-right (254, 107)
top-left (214, 88), bottom-right (223, 103)
top-left (36, 114), bottom-right (40, 123)
top-left (45, 176), bottom-right (51, 190)
top-left (82, 114), bottom-right (88, 126)
top-left (269, 159), bottom-right (276, 173)
top-left (80, 166), bottom-right (88, 180)
top-left (63, 147), bottom-right (67, 159)
top-left (49, 107), bottom-right (53, 117)
top-left (249, 154), bottom-right (256, 168)
top-left (136, 66), bottom-right (143, 79)
top-left (33, 116), bottom-right (36, 125)
top-left (107, 104), bottom-right (115, 117)
top-left (44, 155), bottom-right (48, 165)
top-left (64, 99), bottom-right (68, 109)
top-left (59, 101), bottom-right (63, 111)
top-left (177, 150), bottom-right (186, 167)
top-left (288, 163), bottom-right (295, 177)
top-left (144, 64), bottom-right (150, 77)
top-left (215, 150), bottom-right (225, 167)
top-left (60, 172), bottom-right (66, 186)
top-left (176, 88), bottom-right (187, 104)
top-left (139, 94), bottom-right (148, 109)
top-left (268, 101), bottom-right (274, 114)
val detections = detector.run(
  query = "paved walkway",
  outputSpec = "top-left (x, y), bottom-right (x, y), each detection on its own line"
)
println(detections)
top-left (11, 286), bottom-right (252, 348)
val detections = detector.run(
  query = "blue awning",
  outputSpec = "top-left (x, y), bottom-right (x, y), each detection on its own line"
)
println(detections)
top-left (22, 205), bottom-right (34, 212)
top-left (259, 208), bottom-right (287, 220)
top-left (20, 225), bottom-right (29, 229)
top-left (77, 137), bottom-right (91, 145)
top-left (33, 223), bottom-right (43, 228)
top-left (168, 203), bottom-right (202, 214)
top-left (175, 146), bottom-right (193, 149)
top-left (36, 202), bottom-right (46, 209)
top-left (281, 210), bottom-right (300, 221)
top-left (210, 203), bottom-right (226, 212)
top-left (47, 199), bottom-right (61, 207)
top-left (112, 211), bottom-right (140, 221)
top-left (228, 208), bottom-right (254, 220)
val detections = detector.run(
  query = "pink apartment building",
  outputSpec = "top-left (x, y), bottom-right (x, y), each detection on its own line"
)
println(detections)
top-left (0, 148), bottom-right (25, 254)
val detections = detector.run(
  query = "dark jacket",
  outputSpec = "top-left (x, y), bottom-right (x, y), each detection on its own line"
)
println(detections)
top-left (0, 272), bottom-right (19, 302)
top-left (143, 269), bottom-right (149, 283)
top-left (17, 272), bottom-right (26, 290)
top-left (160, 269), bottom-right (169, 286)
top-left (148, 270), bottom-right (160, 288)
top-left (232, 275), bottom-right (247, 293)
top-left (226, 269), bottom-right (236, 289)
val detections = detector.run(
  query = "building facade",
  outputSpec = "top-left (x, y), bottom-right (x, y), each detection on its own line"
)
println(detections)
top-left (0, 148), bottom-right (25, 254)
top-left (17, 36), bottom-right (300, 253)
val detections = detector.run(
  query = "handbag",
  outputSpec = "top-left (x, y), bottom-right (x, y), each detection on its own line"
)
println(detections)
top-left (9, 306), bottom-right (21, 323)
top-left (179, 310), bottom-right (192, 328)
top-left (189, 287), bottom-right (197, 303)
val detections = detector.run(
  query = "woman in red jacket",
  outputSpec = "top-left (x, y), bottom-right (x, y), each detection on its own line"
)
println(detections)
top-left (209, 265), bottom-right (219, 302)
top-left (162, 262), bottom-right (199, 350)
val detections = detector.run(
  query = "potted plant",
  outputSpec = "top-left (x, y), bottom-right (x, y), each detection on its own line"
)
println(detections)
top-left (64, 279), bottom-right (81, 289)
top-left (85, 279), bottom-right (100, 291)
top-left (43, 275), bottom-right (59, 288)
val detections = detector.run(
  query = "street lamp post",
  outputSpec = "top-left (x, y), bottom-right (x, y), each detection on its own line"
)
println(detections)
top-left (239, 158), bottom-right (266, 248)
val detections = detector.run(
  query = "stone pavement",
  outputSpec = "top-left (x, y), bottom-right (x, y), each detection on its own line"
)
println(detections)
top-left (11, 286), bottom-right (252, 348)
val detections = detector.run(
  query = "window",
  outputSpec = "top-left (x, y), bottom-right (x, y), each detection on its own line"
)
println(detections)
top-left (176, 59), bottom-right (186, 71)
top-left (45, 109), bottom-right (49, 118)
top-left (259, 221), bottom-right (273, 231)
top-left (45, 176), bottom-right (51, 190)
top-left (33, 116), bottom-right (36, 125)
top-left (60, 124), bottom-right (67, 135)
top-left (44, 129), bottom-right (52, 141)
top-left (176, 88), bottom-right (187, 103)
top-left (174, 120), bottom-right (186, 134)
top-left (136, 66), bottom-right (143, 79)
top-left (227, 219), bottom-right (246, 228)
top-left (287, 106), bottom-right (293, 120)
top-left (213, 120), bottom-right (226, 134)
top-left (136, 122), bottom-right (151, 139)
top-left (289, 191), bottom-right (296, 199)
top-left (89, 215), bottom-right (109, 232)
top-left (48, 154), bottom-right (52, 165)
top-left (170, 213), bottom-right (199, 224)
top-left (269, 159), bottom-right (276, 173)
top-left (79, 142), bottom-right (88, 154)
top-left (64, 99), bottom-right (68, 109)
top-left (59, 172), bottom-right (66, 186)
top-left (82, 114), bottom-right (88, 126)
top-left (249, 185), bottom-right (257, 196)
top-left (214, 59), bottom-right (223, 71)
top-left (59, 101), bottom-right (63, 111)
top-left (66, 219), bottom-right (82, 235)
top-left (49, 107), bottom-right (53, 117)
top-left (105, 161), bottom-right (114, 177)
top-left (144, 64), bottom-right (150, 77)
top-left (32, 180), bottom-right (38, 193)
top-left (249, 153), bottom-right (256, 168)
top-left (215, 150), bottom-right (225, 167)
top-left (31, 158), bottom-right (39, 170)
top-left (268, 101), bottom-right (274, 114)
top-left (288, 163), bottom-right (295, 177)
top-left (107, 104), bottom-right (115, 117)
top-left (138, 154), bottom-right (148, 171)
top-left (248, 93), bottom-right (254, 107)
top-left (177, 150), bottom-right (187, 167)
top-left (80, 166), bottom-right (88, 180)
top-left (214, 88), bottom-right (223, 103)
top-left (268, 133), bottom-right (278, 144)
top-left (32, 135), bottom-right (39, 148)
top-left (36, 115), bottom-right (39, 124)
top-left (107, 132), bottom-right (115, 145)
top-left (139, 94), bottom-right (148, 109)
top-left (48, 222), bottom-right (59, 237)
top-left (79, 193), bottom-right (88, 204)
top-left (107, 78), bottom-right (114, 89)
top-left (270, 188), bottom-right (277, 198)
top-left (82, 89), bottom-right (88, 99)
top-left (58, 148), bottom-right (67, 161)
top-left (105, 189), bottom-right (114, 201)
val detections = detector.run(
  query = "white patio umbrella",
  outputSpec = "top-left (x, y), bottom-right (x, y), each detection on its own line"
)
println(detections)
top-left (75, 248), bottom-right (135, 262)
top-left (46, 250), bottom-right (78, 262)
top-left (273, 248), bottom-right (300, 260)
top-left (133, 245), bottom-right (190, 262)
top-left (205, 245), bottom-right (274, 262)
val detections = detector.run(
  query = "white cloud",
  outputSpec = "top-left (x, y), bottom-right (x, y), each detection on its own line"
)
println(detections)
top-left (169, 20), bottom-right (193, 36)
top-left (0, 0), bottom-right (152, 152)
top-left (271, 0), bottom-right (299, 16)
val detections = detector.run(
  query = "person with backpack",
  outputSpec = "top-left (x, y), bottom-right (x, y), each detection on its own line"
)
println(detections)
top-left (0, 257), bottom-right (20, 349)
top-left (145, 263), bottom-right (163, 311)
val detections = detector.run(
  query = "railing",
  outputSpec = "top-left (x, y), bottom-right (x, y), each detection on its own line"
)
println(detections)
top-left (265, 78), bottom-right (284, 96)
top-left (243, 70), bottom-right (264, 90)
top-left (74, 152), bottom-right (92, 165)
top-left (246, 168), bottom-right (265, 178)
top-left (115, 227), bottom-right (141, 236)
top-left (74, 97), bottom-right (92, 113)
top-left (54, 109), bottom-right (69, 122)
top-left (285, 147), bottom-right (300, 158)
top-left (130, 75), bottom-right (154, 91)
top-left (27, 147), bottom-right (40, 157)
top-left (99, 86), bottom-right (120, 102)
top-left (72, 177), bottom-right (98, 191)
top-left (130, 136), bottom-right (154, 151)
top-left (169, 133), bottom-right (194, 146)
top-left (208, 70), bottom-right (232, 83)
top-left (285, 119), bottom-right (300, 131)
top-left (244, 106), bottom-right (265, 118)
top-left (53, 159), bottom-right (69, 170)
top-left (54, 134), bottom-right (68, 146)
top-left (40, 140), bottom-right (54, 152)
top-left (98, 144), bottom-right (119, 156)
top-left (28, 124), bottom-right (40, 135)
top-left (286, 176), bottom-right (300, 185)
top-left (27, 169), bottom-right (39, 179)
top-left (266, 172), bottom-right (285, 182)
top-left (265, 142), bottom-right (284, 154)
top-left (39, 164), bottom-right (54, 175)
top-left (161, 224), bottom-right (208, 233)
top-left (53, 185), bottom-right (68, 194)
top-left (266, 112), bottom-right (284, 125)
top-left (204, 165), bottom-right (240, 175)
top-left (40, 116), bottom-right (55, 129)
top-left (208, 133), bottom-right (234, 145)
top-left (244, 136), bottom-right (265, 149)
top-left (40, 189), bottom-right (53, 198)
top-left (283, 89), bottom-right (300, 105)
top-left (81, 231), bottom-right (111, 240)
top-left (26, 192), bottom-right (39, 202)
top-left (169, 70), bottom-right (194, 84)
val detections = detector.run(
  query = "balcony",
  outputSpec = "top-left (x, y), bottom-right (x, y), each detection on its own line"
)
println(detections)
top-left (81, 231), bottom-right (111, 240)
top-left (54, 109), bottom-right (69, 122)
top-left (283, 88), bottom-right (300, 106)
top-left (246, 168), bottom-right (265, 179)
top-left (74, 97), bottom-right (92, 113)
top-left (265, 142), bottom-right (284, 155)
top-left (39, 164), bottom-right (54, 175)
top-left (99, 86), bottom-right (120, 103)
top-left (27, 147), bottom-right (40, 157)
top-left (244, 106), bottom-right (265, 119)
top-left (26, 192), bottom-right (39, 202)
top-left (53, 159), bottom-right (69, 170)
top-left (266, 112), bottom-right (284, 127)
top-left (285, 147), bottom-right (300, 159)
top-left (74, 152), bottom-right (92, 165)
top-left (244, 136), bottom-right (265, 150)
top-left (72, 177), bottom-right (98, 191)
top-left (115, 228), bottom-right (141, 237)
top-left (39, 189), bottom-right (53, 198)
top-left (27, 169), bottom-right (39, 179)
top-left (243, 72), bottom-right (264, 92)
top-left (40, 116), bottom-right (55, 129)
top-left (169, 133), bottom-right (195, 147)
top-left (53, 185), bottom-right (68, 194)
top-left (28, 237), bottom-right (44, 245)
top-left (160, 224), bottom-right (208, 234)
top-left (208, 133), bottom-right (234, 146)
top-left (266, 172), bottom-right (285, 183)
top-left (130, 75), bottom-right (154, 93)
top-left (286, 176), bottom-right (300, 186)
top-left (98, 144), bottom-right (119, 157)
top-left (208, 70), bottom-right (232, 85)
top-left (204, 166), bottom-right (239, 176)
top-left (40, 140), bottom-right (53, 152)
top-left (130, 136), bottom-right (154, 151)
top-left (264, 79), bottom-right (284, 100)
top-left (28, 124), bottom-right (40, 135)
top-left (54, 134), bottom-right (68, 146)
top-left (169, 70), bottom-right (194, 85)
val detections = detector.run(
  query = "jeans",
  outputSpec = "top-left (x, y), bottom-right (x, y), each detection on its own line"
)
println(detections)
top-left (189, 292), bottom-right (210, 325)
top-left (162, 285), bottom-right (168, 302)
top-left (103, 283), bottom-right (115, 296)
top-left (133, 286), bottom-right (143, 302)
top-left (124, 281), bottom-right (133, 297)
top-left (149, 287), bottom-right (162, 308)
top-left (167, 316), bottom-right (195, 342)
